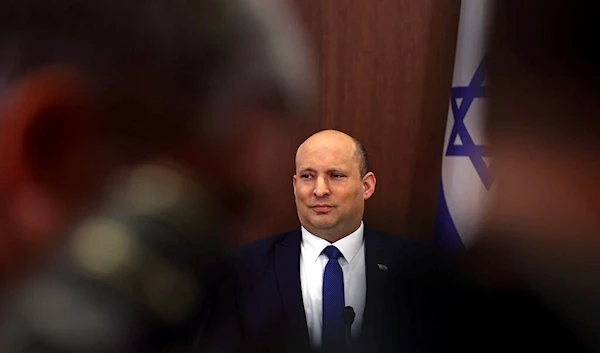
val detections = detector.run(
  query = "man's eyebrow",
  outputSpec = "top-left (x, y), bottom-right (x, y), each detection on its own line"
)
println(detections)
top-left (297, 168), bottom-right (349, 174)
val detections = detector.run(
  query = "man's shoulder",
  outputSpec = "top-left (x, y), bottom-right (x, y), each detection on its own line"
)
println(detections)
top-left (366, 227), bottom-right (453, 275)
top-left (366, 227), bottom-right (436, 253)
top-left (226, 229), bottom-right (300, 285)
top-left (234, 229), bottom-right (300, 261)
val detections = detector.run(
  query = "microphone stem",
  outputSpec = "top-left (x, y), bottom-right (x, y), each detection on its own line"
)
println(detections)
top-left (345, 325), bottom-right (352, 346)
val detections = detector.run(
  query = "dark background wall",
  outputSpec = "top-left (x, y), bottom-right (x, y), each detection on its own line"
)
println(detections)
top-left (236, 0), bottom-right (461, 245)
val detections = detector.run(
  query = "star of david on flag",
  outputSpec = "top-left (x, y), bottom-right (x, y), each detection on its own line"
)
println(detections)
top-left (445, 57), bottom-right (492, 190)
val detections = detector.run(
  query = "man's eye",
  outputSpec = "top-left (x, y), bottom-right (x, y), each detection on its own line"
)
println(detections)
top-left (300, 174), bottom-right (312, 179)
top-left (331, 174), bottom-right (344, 178)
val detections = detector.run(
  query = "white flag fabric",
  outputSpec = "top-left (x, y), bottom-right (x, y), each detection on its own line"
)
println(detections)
top-left (434, 0), bottom-right (494, 251)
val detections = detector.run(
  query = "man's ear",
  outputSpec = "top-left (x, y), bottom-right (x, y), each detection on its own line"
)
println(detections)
top-left (362, 171), bottom-right (376, 200)
top-left (0, 66), bottom-right (95, 236)
top-left (293, 174), bottom-right (298, 196)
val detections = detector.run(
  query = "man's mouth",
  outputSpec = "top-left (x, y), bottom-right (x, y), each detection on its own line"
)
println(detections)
top-left (311, 204), bottom-right (333, 212)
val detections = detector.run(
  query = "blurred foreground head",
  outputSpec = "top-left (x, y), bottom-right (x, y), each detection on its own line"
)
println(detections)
top-left (0, 0), bottom-right (314, 352)
top-left (485, 0), bottom-right (600, 265)
top-left (0, 0), bottom-right (314, 279)
top-left (479, 0), bottom-right (600, 347)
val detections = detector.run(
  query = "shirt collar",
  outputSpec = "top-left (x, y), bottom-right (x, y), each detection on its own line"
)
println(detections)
top-left (300, 222), bottom-right (364, 263)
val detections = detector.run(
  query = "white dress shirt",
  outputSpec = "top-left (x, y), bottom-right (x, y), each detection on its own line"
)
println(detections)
top-left (300, 222), bottom-right (366, 349)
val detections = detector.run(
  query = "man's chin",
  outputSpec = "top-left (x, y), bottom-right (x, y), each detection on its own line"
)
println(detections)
top-left (312, 221), bottom-right (338, 231)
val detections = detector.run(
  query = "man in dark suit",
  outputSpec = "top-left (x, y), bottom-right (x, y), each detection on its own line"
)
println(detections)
top-left (199, 130), bottom-right (453, 353)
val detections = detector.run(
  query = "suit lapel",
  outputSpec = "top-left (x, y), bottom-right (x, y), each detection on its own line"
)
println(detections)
top-left (362, 228), bottom-right (390, 344)
top-left (274, 229), bottom-right (310, 347)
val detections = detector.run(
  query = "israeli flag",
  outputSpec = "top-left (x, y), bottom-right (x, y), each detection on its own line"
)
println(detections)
top-left (434, 0), bottom-right (494, 252)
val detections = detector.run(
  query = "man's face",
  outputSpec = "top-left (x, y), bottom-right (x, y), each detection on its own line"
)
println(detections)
top-left (293, 132), bottom-right (374, 239)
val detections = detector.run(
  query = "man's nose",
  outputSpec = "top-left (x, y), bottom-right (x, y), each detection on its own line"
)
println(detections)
top-left (313, 176), bottom-right (330, 197)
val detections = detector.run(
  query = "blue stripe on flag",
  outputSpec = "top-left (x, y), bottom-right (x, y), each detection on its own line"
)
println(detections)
top-left (433, 182), bottom-right (465, 252)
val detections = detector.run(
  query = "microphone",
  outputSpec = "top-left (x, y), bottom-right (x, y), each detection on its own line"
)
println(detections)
top-left (342, 306), bottom-right (355, 347)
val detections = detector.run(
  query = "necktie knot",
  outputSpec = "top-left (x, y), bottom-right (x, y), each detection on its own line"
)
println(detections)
top-left (324, 245), bottom-right (342, 260)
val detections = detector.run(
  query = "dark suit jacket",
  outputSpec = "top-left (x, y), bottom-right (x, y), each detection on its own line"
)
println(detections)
top-left (196, 227), bottom-right (457, 353)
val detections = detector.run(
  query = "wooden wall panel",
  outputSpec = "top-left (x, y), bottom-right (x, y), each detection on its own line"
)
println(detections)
top-left (236, 0), bottom-right (460, 245)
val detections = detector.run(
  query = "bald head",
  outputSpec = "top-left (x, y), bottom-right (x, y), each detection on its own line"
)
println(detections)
top-left (296, 130), bottom-right (369, 177)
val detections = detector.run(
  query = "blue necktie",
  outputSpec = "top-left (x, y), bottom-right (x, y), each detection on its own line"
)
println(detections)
top-left (322, 245), bottom-right (345, 351)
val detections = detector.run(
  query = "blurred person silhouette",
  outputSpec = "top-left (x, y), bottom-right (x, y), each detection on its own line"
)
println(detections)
top-left (0, 0), bottom-right (314, 352)
top-left (454, 1), bottom-right (600, 352)
top-left (204, 130), bottom-right (458, 353)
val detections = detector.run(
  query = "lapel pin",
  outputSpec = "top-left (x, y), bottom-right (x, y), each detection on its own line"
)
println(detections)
top-left (377, 264), bottom-right (388, 271)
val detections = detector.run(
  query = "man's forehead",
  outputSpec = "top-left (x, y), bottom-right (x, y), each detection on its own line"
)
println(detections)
top-left (295, 146), bottom-right (357, 171)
